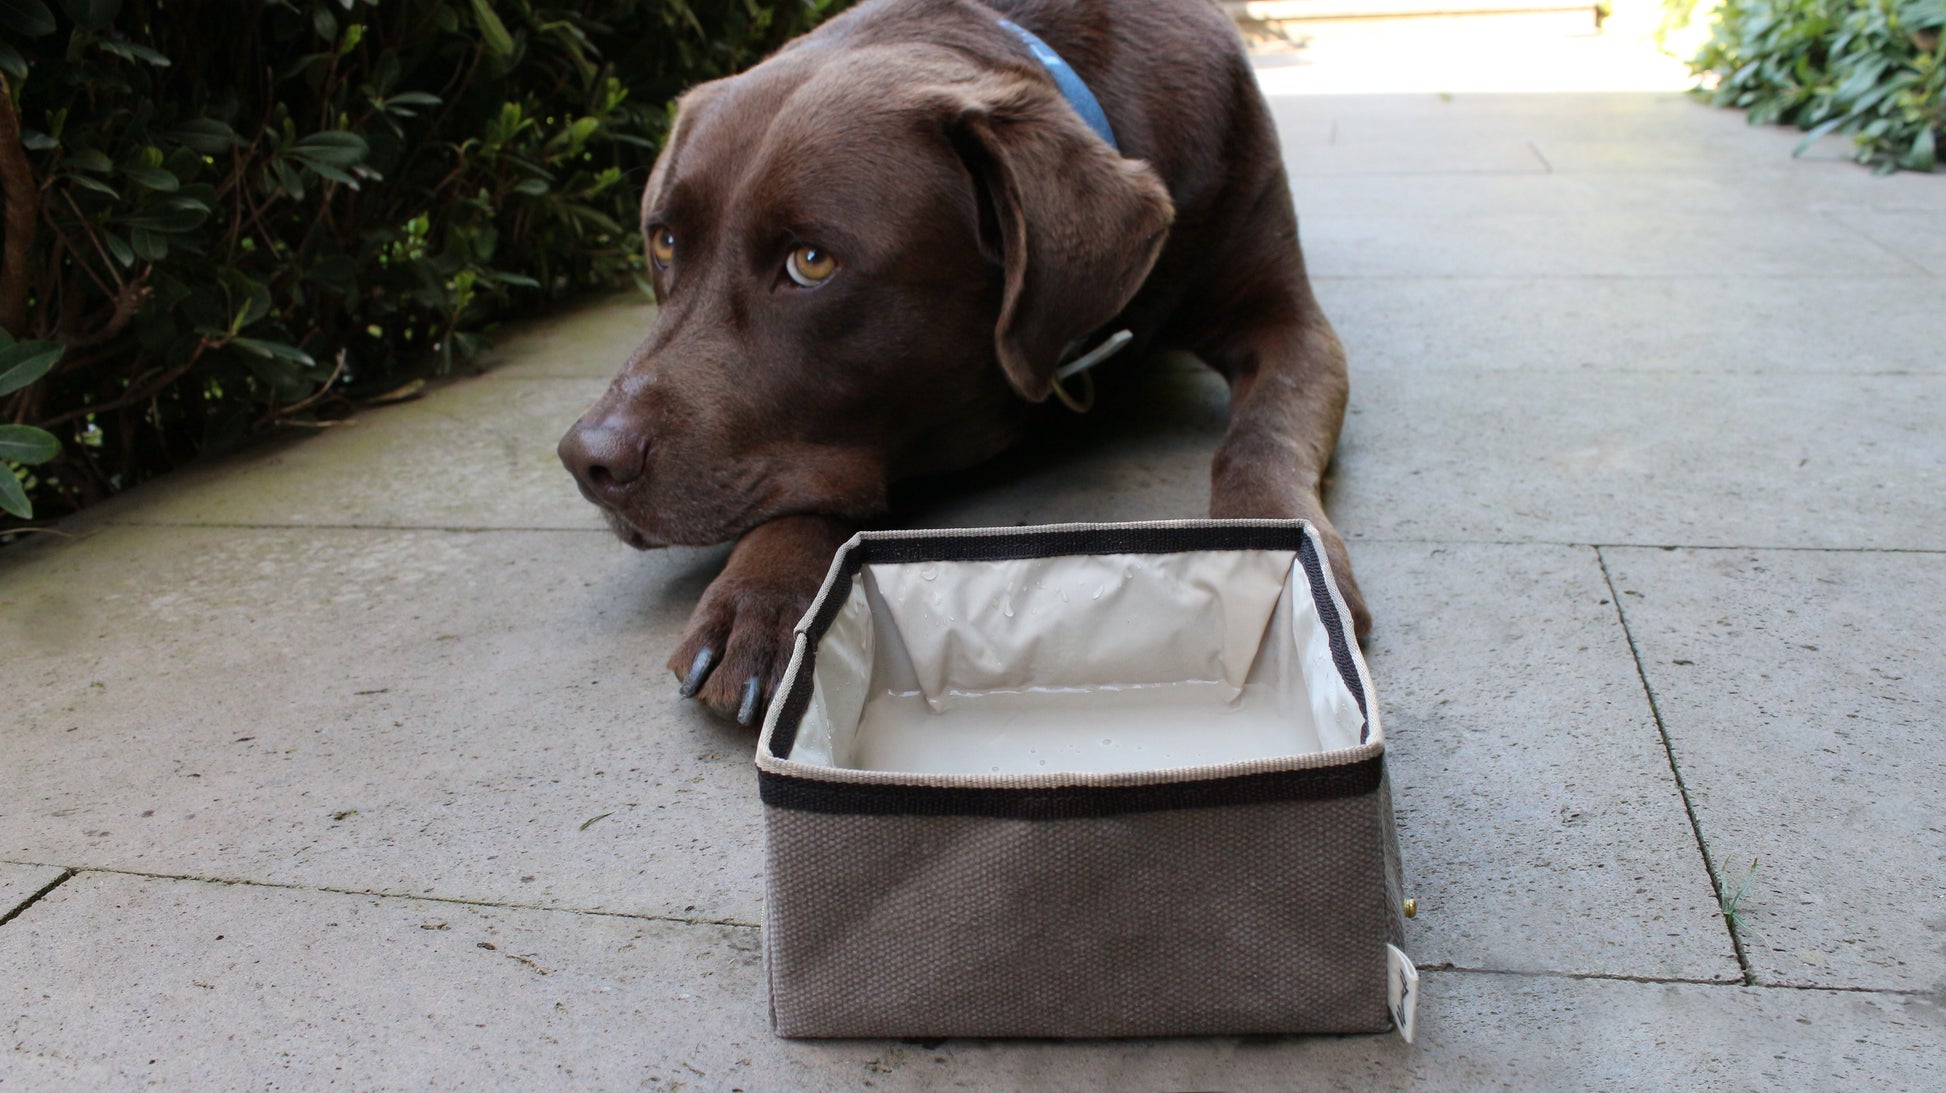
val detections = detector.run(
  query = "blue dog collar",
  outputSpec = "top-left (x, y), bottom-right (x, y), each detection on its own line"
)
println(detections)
top-left (998, 18), bottom-right (1118, 151)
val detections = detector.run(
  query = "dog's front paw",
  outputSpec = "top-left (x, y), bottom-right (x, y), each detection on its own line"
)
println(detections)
top-left (668, 577), bottom-right (809, 726)
top-left (665, 515), bottom-right (856, 726)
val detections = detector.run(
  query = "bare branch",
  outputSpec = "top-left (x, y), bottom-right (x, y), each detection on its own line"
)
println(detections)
top-left (0, 73), bottom-right (40, 335)
top-left (64, 274), bottom-right (154, 350)
top-left (256, 347), bottom-right (347, 428)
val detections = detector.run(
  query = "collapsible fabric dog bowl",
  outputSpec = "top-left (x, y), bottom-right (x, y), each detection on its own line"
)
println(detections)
top-left (754, 519), bottom-right (1410, 1038)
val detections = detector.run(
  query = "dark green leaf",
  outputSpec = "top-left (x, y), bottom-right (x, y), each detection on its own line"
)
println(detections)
top-left (130, 227), bottom-right (168, 261)
top-left (470, 0), bottom-right (514, 57)
top-left (288, 130), bottom-right (369, 168)
top-left (273, 159), bottom-right (306, 199)
top-left (123, 164), bottom-right (180, 191)
top-left (230, 337), bottom-right (317, 367)
top-left (1905, 126), bottom-right (1937, 171)
top-left (1793, 115), bottom-right (1850, 155)
top-left (0, 468), bottom-right (29, 518)
top-left (0, 40), bottom-right (25, 80)
top-left (165, 118), bottom-right (239, 154)
top-left (67, 147), bottom-right (113, 174)
top-left (0, 425), bottom-right (61, 465)
top-left (65, 173), bottom-right (119, 197)
top-left (298, 159), bottom-right (360, 186)
top-left (103, 231), bottom-right (134, 267)
top-left (0, 340), bottom-right (62, 396)
top-left (0, 0), bottom-right (56, 37)
top-left (58, 0), bottom-right (119, 31)
top-left (121, 197), bottom-right (209, 233)
top-left (97, 38), bottom-right (171, 66)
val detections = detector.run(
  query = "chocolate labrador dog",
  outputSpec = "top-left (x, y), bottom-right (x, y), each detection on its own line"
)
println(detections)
top-left (558, 0), bottom-right (1367, 724)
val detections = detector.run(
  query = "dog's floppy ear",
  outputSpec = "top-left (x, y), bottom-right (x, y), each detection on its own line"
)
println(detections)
top-left (640, 79), bottom-right (725, 228)
top-left (950, 78), bottom-right (1174, 402)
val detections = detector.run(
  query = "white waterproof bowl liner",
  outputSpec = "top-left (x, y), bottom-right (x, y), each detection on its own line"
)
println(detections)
top-left (785, 547), bottom-right (1370, 775)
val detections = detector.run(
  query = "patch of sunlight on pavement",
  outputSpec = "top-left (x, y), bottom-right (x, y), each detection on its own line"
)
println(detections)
top-left (1252, 9), bottom-right (1699, 95)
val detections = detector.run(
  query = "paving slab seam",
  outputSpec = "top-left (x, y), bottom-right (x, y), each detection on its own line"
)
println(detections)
top-left (1289, 167), bottom-right (1552, 177)
top-left (0, 869), bottom-right (75, 929)
top-left (64, 522), bottom-right (1946, 556)
top-left (1581, 543), bottom-right (1946, 556)
top-left (0, 864), bottom-right (761, 931)
top-left (1827, 211), bottom-right (1938, 276)
top-left (1415, 963), bottom-right (1937, 998)
top-left (1346, 366), bottom-right (1944, 378)
top-left (1311, 274), bottom-right (1941, 283)
top-left (1742, 980), bottom-right (1945, 999)
top-left (93, 520), bottom-right (615, 534)
top-left (1309, 272), bottom-right (1938, 281)
top-left (1345, 536), bottom-right (1946, 555)
top-left (1594, 545), bottom-right (1754, 985)
top-left (1415, 962), bottom-right (1736, 988)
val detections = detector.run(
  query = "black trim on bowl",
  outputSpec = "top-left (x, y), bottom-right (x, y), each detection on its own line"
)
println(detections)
top-left (854, 524), bottom-right (1315, 566)
top-left (759, 755), bottom-right (1384, 819)
top-left (1295, 532), bottom-right (1372, 742)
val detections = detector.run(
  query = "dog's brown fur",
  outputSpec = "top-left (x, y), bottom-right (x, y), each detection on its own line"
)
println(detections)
top-left (559, 0), bottom-right (1367, 722)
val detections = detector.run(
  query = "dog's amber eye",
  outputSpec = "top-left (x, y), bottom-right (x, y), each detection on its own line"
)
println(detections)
top-left (786, 244), bottom-right (837, 287)
top-left (649, 227), bottom-right (675, 268)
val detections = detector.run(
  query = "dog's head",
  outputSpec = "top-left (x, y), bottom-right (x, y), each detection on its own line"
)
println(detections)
top-left (558, 39), bottom-right (1173, 548)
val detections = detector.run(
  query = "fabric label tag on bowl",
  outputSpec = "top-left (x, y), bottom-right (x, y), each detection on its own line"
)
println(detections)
top-left (1386, 943), bottom-right (1420, 1044)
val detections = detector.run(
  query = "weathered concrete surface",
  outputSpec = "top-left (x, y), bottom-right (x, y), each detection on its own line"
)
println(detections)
top-left (1332, 370), bottom-right (1945, 550)
top-left (67, 293), bottom-right (654, 534)
top-left (1362, 542), bottom-right (1737, 982)
top-left (1292, 164), bottom-right (1946, 225)
top-left (1303, 207), bottom-right (1916, 279)
top-left (75, 378), bottom-right (611, 532)
top-left (3, 11), bottom-right (1942, 1089)
top-left (0, 525), bottom-right (1739, 982)
top-left (5, 873), bottom-right (1942, 1093)
top-left (1605, 547), bottom-right (1946, 993)
top-left (1316, 276), bottom-right (1946, 375)
top-left (1829, 209), bottom-right (1946, 275)
top-left (0, 523), bottom-right (759, 922)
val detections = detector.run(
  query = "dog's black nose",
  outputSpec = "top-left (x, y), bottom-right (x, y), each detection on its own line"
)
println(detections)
top-left (558, 418), bottom-right (648, 503)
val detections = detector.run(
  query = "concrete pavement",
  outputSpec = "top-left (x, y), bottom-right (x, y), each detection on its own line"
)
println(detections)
top-left (4, 13), bottom-right (1943, 1091)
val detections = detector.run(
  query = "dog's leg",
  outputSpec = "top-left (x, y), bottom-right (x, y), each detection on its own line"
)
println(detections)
top-left (666, 513), bottom-right (856, 725)
top-left (1203, 314), bottom-right (1368, 639)
top-left (1188, 191), bottom-right (1370, 639)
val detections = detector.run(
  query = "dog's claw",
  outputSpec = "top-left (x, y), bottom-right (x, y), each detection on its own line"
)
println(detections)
top-left (679, 647), bottom-right (716, 698)
top-left (737, 676), bottom-right (763, 726)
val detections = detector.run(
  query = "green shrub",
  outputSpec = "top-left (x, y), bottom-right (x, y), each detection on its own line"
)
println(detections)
top-left (0, 0), bottom-right (844, 522)
top-left (1687, 0), bottom-right (1946, 172)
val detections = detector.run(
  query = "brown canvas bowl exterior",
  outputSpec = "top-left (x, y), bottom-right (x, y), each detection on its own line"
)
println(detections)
top-left (754, 520), bottom-right (1407, 1039)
